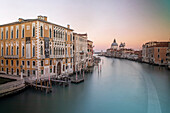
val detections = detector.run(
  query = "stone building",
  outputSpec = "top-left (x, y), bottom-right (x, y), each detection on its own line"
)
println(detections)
top-left (0, 16), bottom-right (73, 79)
top-left (87, 40), bottom-right (94, 67)
top-left (142, 41), bottom-right (169, 65)
top-left (73, 33), bottom-right (88, 72)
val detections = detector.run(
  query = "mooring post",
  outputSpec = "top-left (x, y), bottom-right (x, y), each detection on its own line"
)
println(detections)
top-left (50, 80), bottom-right (52, 88)
top-left (40, 80), bottom-right (42, 91)
top-left (36, 79), bottom-right (37, 89)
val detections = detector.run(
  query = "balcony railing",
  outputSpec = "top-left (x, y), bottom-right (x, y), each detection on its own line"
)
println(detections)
top-left (4, 55), bottom-right (19, 59)
top-left (49, 55), bottom-right (55, 58)
top-left (40, 55), bottom-right (45, 59)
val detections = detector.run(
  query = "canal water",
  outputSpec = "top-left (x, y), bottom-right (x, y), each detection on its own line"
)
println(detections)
top-left (1, 56), bottom-right (170, 113)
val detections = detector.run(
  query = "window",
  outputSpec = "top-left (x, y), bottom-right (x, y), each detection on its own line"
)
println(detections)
top-left (41, 70), bottom-right (44, 74)
top-left (32, 70), bottom-right (35, 75)
top-left (1, 31), bottom-right (3, 40)
top-left (50, 69), bottom-right (52, 73)
top-left (41, 61), bottom-right (43, 66)
top-left (2, 67), bottom-right (4, 71)
top-left (50, 60), bottom-right (52, 65)
top-left (6, 30), bottom-right (8, 39)
top-left (70, 34), bottom-right (72, 41)
top-left (11, 46), bottom-right (13, 55)
top-left (66, 48), bottom-right (67, 55)
top-left (11, 29), bottom-right (13, 39)
top-left (16, 29), bottom-right (19, 38)
top-left (63, 65), bottom-right (65, 71)
top-left (33, 61), bottom-right (35, 66)
top-left (49, 28), bottom-right (51, 38)
top-left (16, 46), bottom-right (19, 55)
top-left (22, 46), bottom-right (24, 57)
top-left (158, 49), bottom-right (160, 52)
top-left (54, 30), bottom-right (55, 37)
top-left (6, 47), bottom-right (8, 55)
top-left (53, 48), bottom-right (55, 55)
top-left (16, 60), bottom-right (19, 66)
top-left (50, 47), bottom-right (52, 55)
top-left (65, 32), bottom-right (67, 41)
top-left (66, 59), bottom-right (67, 63)
top-left (33, 46), bottom-right (35, 57)
top-left (40, 26), bottom-right (43, 37)
top-left (22, 61), bottom-right (24, 66)
top-left (11, 60), bottom-right (13, 66)
top-left (6, 60), bottom-right (8, 65)
top-left (27, 61), bottom-right (30, 66)
top-left (22, 28), bottom-right (24, 38)
top-left (33, 26), bottom-right (35, 37)
top-left (41, 46), bottom-right (43, 55)
top-left (1, 47), bottom-right (3, 56)
top-left (1, 60), bottom-right (3, 65)
top-left (158, 55), bottom-right (160, 58)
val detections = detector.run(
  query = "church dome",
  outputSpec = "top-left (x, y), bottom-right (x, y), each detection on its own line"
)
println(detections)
top-left (111, 39), bottom-right (118, 47)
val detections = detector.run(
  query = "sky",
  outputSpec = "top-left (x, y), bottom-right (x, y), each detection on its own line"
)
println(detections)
top-left (0, 0), bottom-right (170, 51)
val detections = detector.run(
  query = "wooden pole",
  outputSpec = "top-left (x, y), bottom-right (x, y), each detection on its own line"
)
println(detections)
top-left (40, 80), bottom-right (42, 91)
top-left (36, 79), bottom-right (37, 89)
top-left (50, 80), bottom-right (52, 88)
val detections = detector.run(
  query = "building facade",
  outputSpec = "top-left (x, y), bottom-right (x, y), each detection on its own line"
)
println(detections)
top-left (87, 40), bottom-right (94, 67)
top-left (142, 41), bottom-right (169, 65)
top-left (0, 16), bottom-right (73, 79)
top-left (73, 33), bottom-right (88, 72)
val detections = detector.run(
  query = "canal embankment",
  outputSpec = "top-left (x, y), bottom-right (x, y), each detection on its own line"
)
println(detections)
top-left (0, 74), bottom-right (25, 98)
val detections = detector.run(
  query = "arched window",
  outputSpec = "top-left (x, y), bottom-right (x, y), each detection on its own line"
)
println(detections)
top-left (41, 46), bottom-right (43, 55)
top-left (6, 30), bottom-right (8, 39)
top-left (33, 46), bottom-right (35, 57)
top-left (54, 48), bottom-right (55, 55)
top-left (49, 28), bottom-right (51, 38)
top-left (1, 31), bottom-right (3, 40)
top-left (22, 46), bottom-right (24, 56)
top-left (11, 46), bottom-right (13, 55)
top-left (33, 26), bottom-right (35, 37)
top-left (11, 30), bottom-right (13, 39)
top-left (6, 47), bottom-right (8, 55)
top-left (22, 28), bottom-right (24, 38)
top-left (40, 26), bottom-right (43, 37)
top-left (59, 48), bottom-right (60, 55)
top-left (54, 30), bottom-right (55, 37)
top-left (70, 48), bottom-right (72, 55)
top-left (16, 46), bottom-right (19, 55)
top-left (1, 47), bottom-right (3, 56)
top-left (65, 48), bottom-right (67, 55)
top-left (65, 32), bottom-right (67, 41)
top-left (16, 29), bottom-right (19, 38)
top-left (63, 48), bottom-right (64, 55)
top-left (50, 47), bottom-right (52, 55)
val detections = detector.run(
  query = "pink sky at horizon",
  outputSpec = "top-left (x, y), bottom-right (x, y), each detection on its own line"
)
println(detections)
top-left (0, 0), bottom-right (170, 52)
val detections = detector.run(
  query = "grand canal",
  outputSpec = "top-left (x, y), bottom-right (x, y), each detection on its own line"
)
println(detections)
top-left (1, 56), bottom-right (170, 113)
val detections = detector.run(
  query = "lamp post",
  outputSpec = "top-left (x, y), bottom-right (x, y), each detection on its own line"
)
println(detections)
top-left (20, 65), bottom-right (23, 80)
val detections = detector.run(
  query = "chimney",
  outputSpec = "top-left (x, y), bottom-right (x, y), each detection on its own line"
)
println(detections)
top-left (38, 15), bottom-right (42, 20)
top-left (43, 16), bottom-right (47, 21)
top-left (67, 24), bottom-right (70, 29)
top-left (18, 18), bottom-right (24, 22)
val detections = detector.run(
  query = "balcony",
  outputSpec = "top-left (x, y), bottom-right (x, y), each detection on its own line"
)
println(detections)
top-left (40, 55), bottom-right (45, 59)
top-left (4, 55), bottom-right (19, 59)
top-left (49, 55), bottom-right (55, 58)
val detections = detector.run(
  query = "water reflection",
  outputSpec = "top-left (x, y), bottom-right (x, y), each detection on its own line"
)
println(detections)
top-left (0, 56), bottom-right (170, 113)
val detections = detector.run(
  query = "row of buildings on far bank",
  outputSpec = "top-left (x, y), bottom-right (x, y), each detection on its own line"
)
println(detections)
top-left (103, 39), bottom-right (170, 69)
top-left (0, 16), bottom-right (94, 79)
